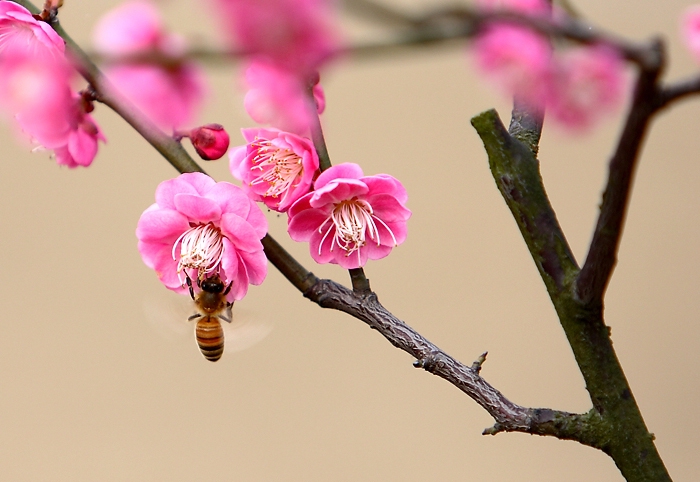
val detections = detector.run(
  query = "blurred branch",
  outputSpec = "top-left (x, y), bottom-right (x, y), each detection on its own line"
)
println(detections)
top-left (82, 6), bottom-right (658, 67)
top-left (657, 73), bottom-right (700, 109)
top-left (341, 0), bottom-right (421, 28)
top-left (577, 40), bottom-right (664, 305)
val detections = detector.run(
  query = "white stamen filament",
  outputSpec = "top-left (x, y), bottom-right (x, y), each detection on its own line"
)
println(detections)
top-left (318, 199), bottom-right (398, 259)
top-left (172, 223), bottom-right (225, 282)
top-left (249, 138), bottom-right (303, 204)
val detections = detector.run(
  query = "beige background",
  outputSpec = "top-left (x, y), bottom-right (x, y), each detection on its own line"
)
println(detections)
top-left (0, 0), bottom-right (698, 480)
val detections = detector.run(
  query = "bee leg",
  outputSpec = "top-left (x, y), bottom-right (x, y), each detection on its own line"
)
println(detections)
top-left (185, 273), bottom-right (195, 300)
top-left (223, 281), bottom-right (233, 296)
top-left (188, 313), bottom-right (202, 321)
top-left (220, 302), bottom-right (233, 323)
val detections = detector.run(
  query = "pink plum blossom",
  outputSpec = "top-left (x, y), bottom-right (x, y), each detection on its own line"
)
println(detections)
top-left (188, 124), bottom-right (230, 161)
top-left (287, 163), bottom-right (411, 269)
top-left (229, 127), bottom-right (319, 212)
top-left (471, 23), bottom-right (551, 108)
top-left (546, 45), bottom-right (627, 131)
top-left (243, 59), bottom-right (325, 134)
top-left (210, 0), bottom-right (340, 74)
top-left (136, 172), bottom-right (268, 302)
top-left (682, 6), bottom-right (700, 63)
top-left (0, 1), bottom-right (65, 60)
top-left (93, 1), bottom-right (206, 131)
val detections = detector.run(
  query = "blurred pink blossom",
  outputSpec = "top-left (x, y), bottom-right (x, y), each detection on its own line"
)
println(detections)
top-left (93, 1), bottom-right (206, 131)
top-left (476, 0), bottom-right (548, 14)
top-left (287, 163), bottom-right (411, 269)
top-left (211, 0), bottom-right (340, 74)
top-left (0, 46), bottom-right (105, 167)
top-left (0, 1), bottom-right (75, 148)
top-left (229, 127), bottom-right (319, 212)
top-left (682, 6), bottom-right (700, 63)
top-left (50, 93), bottom-right (106, 168)
top-left (546, 45), bottom-right (627, 131)
top-left (471, 23), bottom-right (551, 108)
top-left (188, 123), bottom-right (230, 161)
top-left (243, 59), bottom-right (325, 133)
top-left (136, 173), bottom-right (268, 302)
top-left (0, 1), bottom-right (65, 60)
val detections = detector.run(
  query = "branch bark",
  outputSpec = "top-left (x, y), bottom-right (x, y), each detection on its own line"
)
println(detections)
top-left (472, 109), bottom-right (670, 481)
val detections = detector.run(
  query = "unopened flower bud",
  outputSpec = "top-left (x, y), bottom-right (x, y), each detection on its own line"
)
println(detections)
top-left (190, 124), bottom-right (230, 160)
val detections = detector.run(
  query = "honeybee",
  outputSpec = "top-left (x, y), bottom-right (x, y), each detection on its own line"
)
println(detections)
top-left (185, 273), bottom-right (233, 362)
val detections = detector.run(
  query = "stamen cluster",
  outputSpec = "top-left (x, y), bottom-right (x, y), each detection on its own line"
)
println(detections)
top-left (136, 173), bottom-right (268, 302)
top-left (230, 127), bottom-right (319, 212)
top-left (287, 163), bottom-right (411, 269)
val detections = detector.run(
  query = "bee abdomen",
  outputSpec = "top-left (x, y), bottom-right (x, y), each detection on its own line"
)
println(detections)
top-left (195, 317), bottom-right (224, 362)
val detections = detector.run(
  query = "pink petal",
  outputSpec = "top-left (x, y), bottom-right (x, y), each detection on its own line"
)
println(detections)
top-left (205, 181), bottom-right (251, 220)
top-left (136, 208), bottom-right (190, 243)
top-left (310, 179), bottom-right (368, 208)
top-left (367, 194), bottom-right (412, 223)
top-left (287, 207), bottom-right (329, 242)
top-left (314, 162), bottom-right (364, 189)
top-left (220, 213), bottom-right (264, 253)
top-left (155, 176), bottom-right (199, 210)
top-left (173, 193), bottom-right (222, 223)
top-left (238, 249), bottom-right (268, 286)
top-left (363, 175), bottom-right (408, 204)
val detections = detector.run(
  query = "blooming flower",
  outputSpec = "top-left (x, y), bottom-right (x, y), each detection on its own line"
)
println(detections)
top-left (136, 173), bottom-right (268, 302)
top-left (93, 1), bottom-right (206, 131)
top-left (210, 0), bottom-right (340, 75)
top-left (243, 58), bottom-right (325, 134)
top-left (287, 163), bottom-right (411, 269)
top-left (188, 123), bottom-right (230, 161)
top-left (229, 127), bottom-right (319, 212)
top-left (546, 45), bottom-right (626, 131)
top-left (682, 6), bottom-right (700, 63)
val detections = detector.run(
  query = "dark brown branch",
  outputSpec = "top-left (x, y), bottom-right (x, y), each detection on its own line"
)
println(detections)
top-left (577, 40), bottom-right (664, 305)
top-left (304, 279), bottom-right (600, 444)
top-left (657, 74), bottom-right (700, 110)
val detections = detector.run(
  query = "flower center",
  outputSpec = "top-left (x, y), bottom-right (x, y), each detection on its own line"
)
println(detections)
top-left (318, 198), bottom-right (397, 260)
top-left (249, 138), bottom-right (303, 202)
top-left (172, 223), bottom-right (225, 282)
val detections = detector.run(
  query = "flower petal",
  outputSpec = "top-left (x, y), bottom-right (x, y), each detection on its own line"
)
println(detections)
top-left (220, 213), bottom-right (264, 253)
top-left (173, 193), bottom-right (221, 223)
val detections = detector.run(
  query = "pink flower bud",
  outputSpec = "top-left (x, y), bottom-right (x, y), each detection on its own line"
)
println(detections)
top-left (190, 124), bottom-right (230, 160)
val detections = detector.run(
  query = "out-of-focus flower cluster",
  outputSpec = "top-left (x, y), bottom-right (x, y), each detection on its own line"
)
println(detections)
top-left (209, 0), bottom-right (338, 135)
top-left (0, 1), bottom-right (105, 167)
top-left (93, 0), bottom-right (206, 132)
top-left (471, 0), bottom-right (628, 131)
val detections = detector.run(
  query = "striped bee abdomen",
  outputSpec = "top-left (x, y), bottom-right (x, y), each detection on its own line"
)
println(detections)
top-left (195, 317), bottom-right (225, 362)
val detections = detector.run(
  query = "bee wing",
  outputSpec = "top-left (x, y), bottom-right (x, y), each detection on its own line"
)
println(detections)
top-left (221, 306), bottom-right (273, 353)
top-left (142, 289), bottom-right (193, 343)
top-left (142, 289), bottom-right (272, 356)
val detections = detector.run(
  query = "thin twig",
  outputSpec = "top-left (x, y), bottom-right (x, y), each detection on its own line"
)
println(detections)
top-left (577, 40), bottom-right (665, 305)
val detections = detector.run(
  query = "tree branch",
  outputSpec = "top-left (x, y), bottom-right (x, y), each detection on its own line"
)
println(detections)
top-left (472, 110), bottom-right (578, 294)
top-left (304, 278), bottom-right (602, 444)
top-left (472, 107), bottom-right (670, 481)
top-left (577, 40), bottom-right (665, 305)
